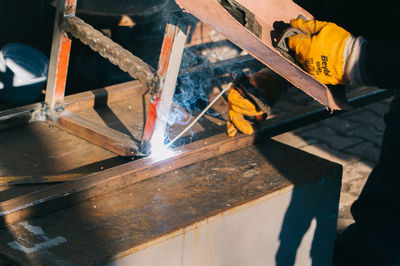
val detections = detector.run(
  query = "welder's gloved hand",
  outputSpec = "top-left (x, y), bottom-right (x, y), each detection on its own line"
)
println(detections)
top-left (226, 68), bottom-right (287, 137)
top-left (288, 18), bottom-right (367, 85)
top-left (226, 87), bottom-right (263, 137)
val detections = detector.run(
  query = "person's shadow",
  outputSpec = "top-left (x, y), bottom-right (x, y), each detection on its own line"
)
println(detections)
top-left (253, 133), bottom-right (341, 266)
top-left (274, 181), bottom-right (338, 266)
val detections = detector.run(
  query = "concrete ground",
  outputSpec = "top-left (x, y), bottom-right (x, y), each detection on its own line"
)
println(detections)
top-left (272, 95), bottom-right (391, 233)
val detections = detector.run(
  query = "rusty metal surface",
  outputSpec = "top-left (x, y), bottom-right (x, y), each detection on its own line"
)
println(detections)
top-left (0, 140), bottom-right (341, 265)
top-left (65, 16), bottom-right (158, 91)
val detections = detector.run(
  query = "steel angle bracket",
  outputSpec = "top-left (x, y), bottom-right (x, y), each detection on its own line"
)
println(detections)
top-left (175, 0), bottom-right (351, 110)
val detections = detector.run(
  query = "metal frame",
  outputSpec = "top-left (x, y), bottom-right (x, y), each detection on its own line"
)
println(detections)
top-left (0, 0), bottom-right (188, 157)
top-left (0, 86), bottom-right (391, 226)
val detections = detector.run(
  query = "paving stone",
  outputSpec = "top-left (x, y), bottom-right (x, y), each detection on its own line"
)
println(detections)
top-left (292, 123), bottom-right (319, 134)
top-left (298, 126), bottom-right (363, 150)
top-left (318, 116), bottom-right (362, 134)
top-left (344, 142), bottom-right (380, 163)
top-left (272, 132), bottom-right (317, 149)
top-left (342, 161), bottom-right (373, 183)
top-left (341, 109), bottom-right (385, 130)
top-left (300, 143), bottom-right (357, 166)
top-left (339, 192), bottom-right (357, 208)
top-left (365, 101), bottom-right (390, 115)
top-left (337, 204), bottom-right (354, 233)
top-left (340, 181), bottom-right (352, 194)
top-left (337, 204), bottom-right (353, 219)
top-left (345, 125), bottom-right (383, 146)
top-left (347, 178), bottom-right (369, 197)
top-left (336, 217), bottom-right (355, 234)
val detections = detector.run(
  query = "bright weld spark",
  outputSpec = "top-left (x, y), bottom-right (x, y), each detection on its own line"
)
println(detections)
top-left (148, 128), bottom-right (176, 160)
top-left (149, 82), bottom-right (233, 159)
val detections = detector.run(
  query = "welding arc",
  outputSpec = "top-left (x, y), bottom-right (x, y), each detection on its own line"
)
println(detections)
top-left (166, 82), bottom-right (234, 148)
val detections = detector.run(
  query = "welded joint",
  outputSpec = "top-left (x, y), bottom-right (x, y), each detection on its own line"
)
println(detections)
top-left (54, 0), bottom-right (77, 35)
top-left (28, 104), bottom-right (48, 123)
top-left (31, 103), bottom-right (65, 123)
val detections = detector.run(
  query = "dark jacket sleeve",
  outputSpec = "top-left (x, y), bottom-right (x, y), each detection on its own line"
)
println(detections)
top-left (364, 40), bottom-right (400, 89)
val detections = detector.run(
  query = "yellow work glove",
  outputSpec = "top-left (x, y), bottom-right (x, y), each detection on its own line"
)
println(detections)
top-left (288, 18), bottom-right (366, 85)
top-left (226, 68), bottom-right (287, 137)
top-left (226, 87), bottom-right (263, 137)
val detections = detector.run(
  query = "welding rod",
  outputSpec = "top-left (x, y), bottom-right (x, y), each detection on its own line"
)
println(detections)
top-left (166, 82), bottom-right (233, 148)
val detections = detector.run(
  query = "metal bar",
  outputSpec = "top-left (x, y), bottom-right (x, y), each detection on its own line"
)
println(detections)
top-left (141, 14), bottom-right (188, 150)
top-left (45, 0), bottom-right (77, 110)
top-left (0, 86), bottom-right (390, 227)
top-left (64, 16), bottom-right (158, 91)
top-left (47, 110), bottom-right (139, 156)
top-left (0, 103), bottom-right (43, 130)
top-left (0, 173), bottom-right (85, 185)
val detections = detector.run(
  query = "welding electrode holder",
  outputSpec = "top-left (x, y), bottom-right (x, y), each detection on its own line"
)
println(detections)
top-left (230, 70), bottom-right (270, 122)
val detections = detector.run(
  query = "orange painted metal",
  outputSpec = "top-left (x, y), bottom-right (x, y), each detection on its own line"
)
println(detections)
top-left (141, 33), bottom-right (174, 147)
top-left (54, 34), bottom-right (72, 103)
top-left (45, 0), bottom-right (76, 109)
top-left (158, 35), bottom-right (173, 78)
top-left (141, 30), bottom-right (173, 146)
top-left (142, 95), bottom-right (161, 143)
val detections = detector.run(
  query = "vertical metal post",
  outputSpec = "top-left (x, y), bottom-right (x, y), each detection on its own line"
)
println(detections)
top-left (45, 0), bottom-right (77, 110)
top-left (141, 13), bottom-right (188, 151)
